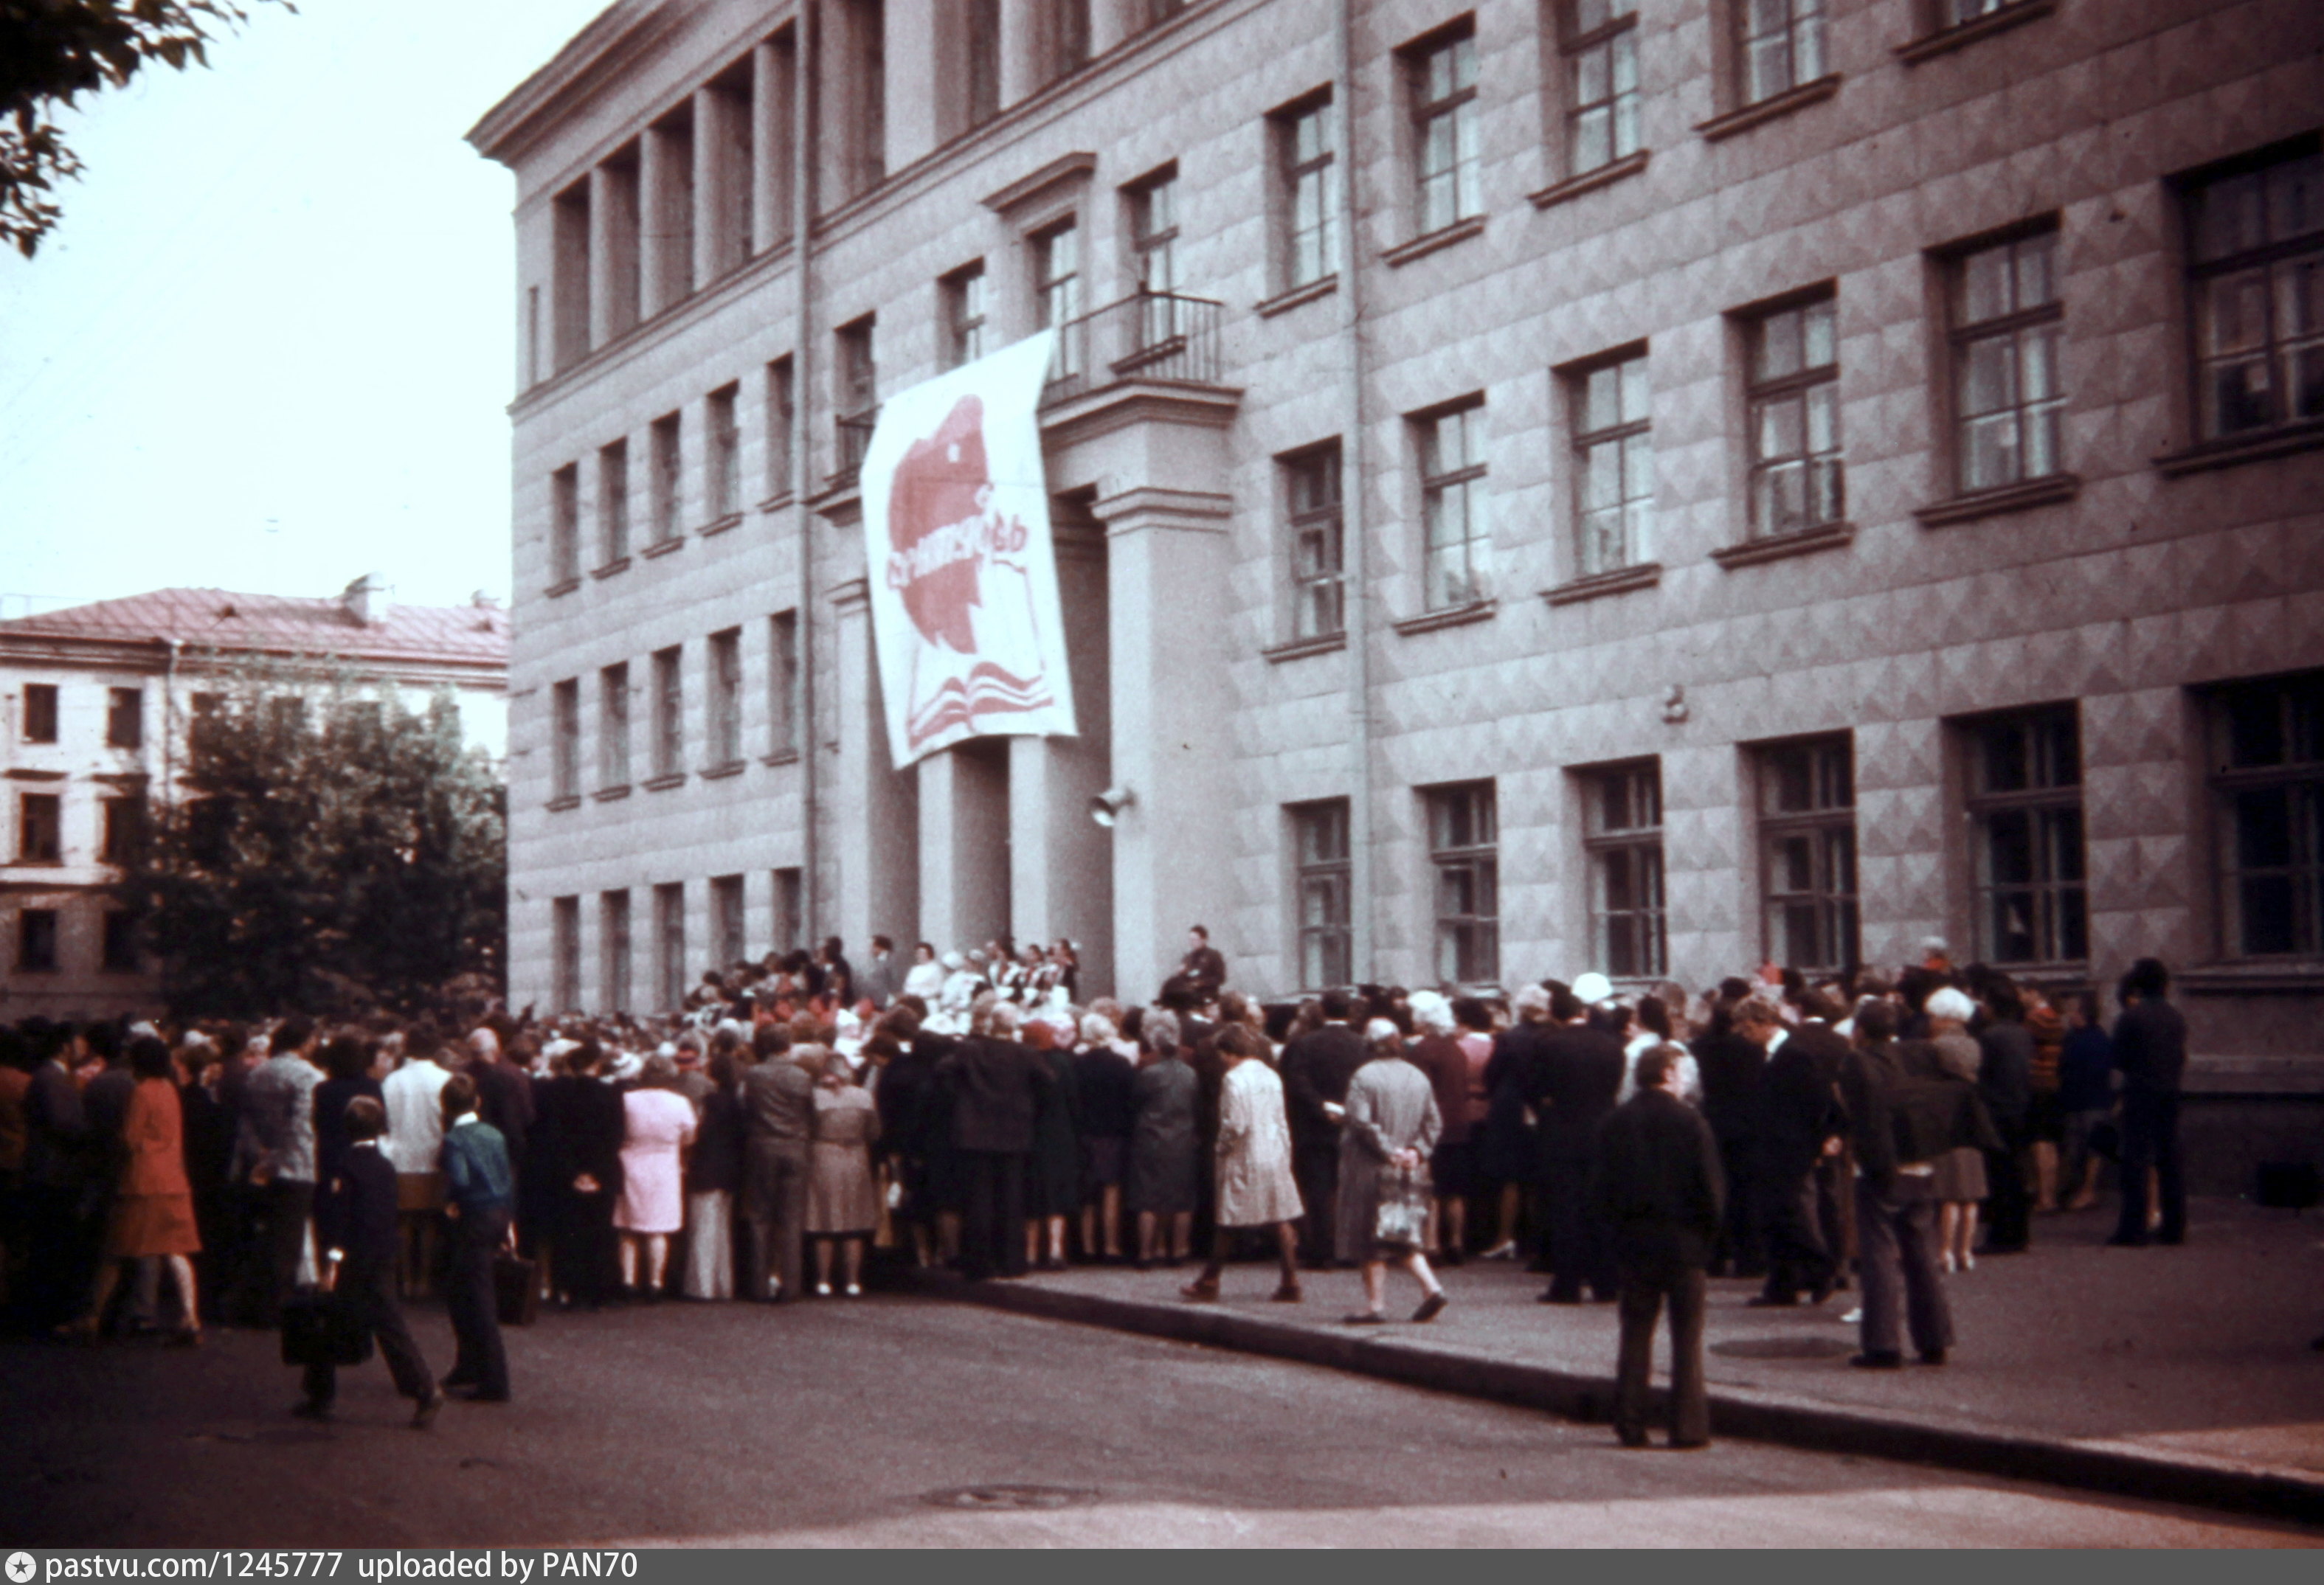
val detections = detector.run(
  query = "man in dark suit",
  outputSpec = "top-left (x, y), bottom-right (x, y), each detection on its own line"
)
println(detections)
top-left (1737, 998), bottom-right (1844, 1307)
top-left (1838, 1002), bottom-right (1957, 1369)
top-left (21, 1024), bottom-right (91, 1332)
top-left (1690, 999), bottom-right (1768, 1277)
top-left (2109, 957), bottom-right (2188, 1247)
top-left (1975, 984), bottom-right (2036, 1254)
top-left (739, 1027), bottom-right (814, 1300)
top-left (1281, 991), bottom-right (1368, 1269)
top-left (1591, 1044), bottom-right (1723, 1449)
top-left (303, 1096), bottom-right (441, 1425)
top-left (938, 1002), bottom-right (1052, 1280)
top-left (1178, 926), bottom-right (1228, 1002)
top-left (1529, 991), bottom-right (1626, 1304)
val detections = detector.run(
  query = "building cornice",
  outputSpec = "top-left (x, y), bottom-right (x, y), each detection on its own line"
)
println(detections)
top-left (466, 0), bottom-right (707, 170)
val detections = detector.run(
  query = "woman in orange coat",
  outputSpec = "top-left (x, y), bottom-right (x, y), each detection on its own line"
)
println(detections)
top-left (74, 1036), bottom-right (204, 1344)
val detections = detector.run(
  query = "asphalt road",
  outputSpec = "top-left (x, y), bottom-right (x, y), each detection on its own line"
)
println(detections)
top-left (2, 1292), bottom-right (2316, 1549)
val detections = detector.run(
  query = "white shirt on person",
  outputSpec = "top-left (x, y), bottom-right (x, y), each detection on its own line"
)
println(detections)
top-left (381, 1056), bottom-right (452, 1176)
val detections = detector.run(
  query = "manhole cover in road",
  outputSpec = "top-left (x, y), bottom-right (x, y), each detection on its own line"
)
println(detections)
top-left (1711, 1336), bottom-right (1856, 1359)
top-left (921, 1485), bottom-right (1099, 1511)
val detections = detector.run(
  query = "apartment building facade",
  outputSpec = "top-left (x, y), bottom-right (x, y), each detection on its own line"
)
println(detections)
top-left (475, 0), bottom-right (2322, 1165)
top-left (0, 582), bottom-right (510, 1019)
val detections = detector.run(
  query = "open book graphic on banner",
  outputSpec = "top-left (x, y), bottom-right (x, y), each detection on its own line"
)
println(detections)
top-left (862, 330), bottom-right (1077, 770)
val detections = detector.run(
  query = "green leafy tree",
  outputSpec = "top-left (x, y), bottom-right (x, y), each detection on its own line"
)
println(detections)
top-left (118, 663), bottom-right (505, 1019)
top-left (1, 1), bottom-right (289, 258)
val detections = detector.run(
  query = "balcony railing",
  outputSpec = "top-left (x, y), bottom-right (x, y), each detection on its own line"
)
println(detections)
top-left (1042, 290), bottom-right (1223, 408)
top-left (830, 407), bottom-right (879, 490)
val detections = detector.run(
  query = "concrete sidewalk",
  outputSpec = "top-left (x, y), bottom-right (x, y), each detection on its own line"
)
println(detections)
top-left (903, 1197), bottom-right (2324, 1523)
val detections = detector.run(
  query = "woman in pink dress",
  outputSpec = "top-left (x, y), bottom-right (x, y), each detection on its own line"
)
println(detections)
top-left (615, 1051), bottom-right (696, 1298)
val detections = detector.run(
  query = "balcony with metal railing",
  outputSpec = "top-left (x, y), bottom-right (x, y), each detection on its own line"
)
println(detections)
top-left (1041, 290), bottom-right (1223, 409)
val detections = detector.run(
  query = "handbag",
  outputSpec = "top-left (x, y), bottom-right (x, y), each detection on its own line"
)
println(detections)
top-left (494, 1251), bottom-right (541, 1327)
top-left (280, 1289), bottom-right (372, 1368)
top-left (1372, 1162), bottom-right (1430, 1248)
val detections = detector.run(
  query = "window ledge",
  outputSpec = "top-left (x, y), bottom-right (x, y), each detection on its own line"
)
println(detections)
top-left (545, 577), bottom-right (581, 599)
top-left (699, 513), bottom-right (744, 538)
top-left (10, 858), bottom-right (64, 868)
top-left (2154, 423), bottom-right (2324, 479)
top-left (546, 794), bottom-right (581, 813)
top-left (1382, 216), bottom-right (1486, 269)
top-left (642, 770), bottom-right (687, 791)
top-left (1696, 74), bottom-right (1842, 142)
top-left (2176, 963), bottom-right (2324, 996)
top-left (641, 535), bottom-right (685, 560)
top-left (756, 491), bottom-right (796, 513)
top-left (1543, 562), bottom-right (1661, 606)
top-left (699, 760), bottom-right (747, 780)
top-left (1529, 149), bottom-right (1650, 210)
top-left (1895, 0), bottom-right (2055, 64)
top-left (1391, 598), bottom-right (1497, 637)
top-left (1711, 521), bottom-right (1856, 570)
top-left (6, 768), bottom-right (66, 782)
top-left (1915, 472), bottom-right (2080, 526)
top-left (1256, 276), bottom-right (1338, 319)
top-left (1262, 631), bottom-right (1348, 664)
top-left (760, 749), bottom-right (801, 768)
top-left (590, 785), bottom-right (632, 802)
top-left (589, 558), bottom-right (632, 581)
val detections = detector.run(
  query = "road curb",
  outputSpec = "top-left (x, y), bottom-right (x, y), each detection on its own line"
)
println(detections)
top-left (897, 1270), bottom-right (2324, 1526)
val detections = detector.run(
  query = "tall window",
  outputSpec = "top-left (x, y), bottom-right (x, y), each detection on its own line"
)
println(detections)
top-left (1427, 782), bottom-right (1498, 985)
top-left (1964, 708), bottom-right (2086, 965)
top-left (18, 793), bottom-right (60, 862)
top-left (599, 662), bottom-right (631, 788)
top-left (1276, 92), bottom-right (1337, 290)
top-left (550, 464), bottom-right (581, 585)
top-left (2185, 142), bottom-right (2324, 442)
top-left (21, 684), bottom-right (57, 743)
top-left (1408, 23), bottom-right (1481, 236)
top-left (1563, 0), bottom-right (1639, 177)
top-left (1291, 799), bottom-right (1352, 990)
top-left (1418, 399), bottom-right (1489, 609)
top-left (1573, 349), bottom-right (1653, 575)
top-left (649, 411), bottom-right (682, 544)
top-left (1746, 294), bottom-right (1842, 537)
top-left (768, 611), bottom-right (800, 756)
top-left (17, 909), bottom-right (58, 973)
top-left (708, 628), bottom-right (743, 768)
top-left (106, 687), bottom-right (142, 749)
top-left (944, 262), bottom-right (987, 370)
top-left (2210, 670), bottom-right (2324, 958)
top-left (1130, 165), bottom-right (1180, 344)
top-left (766, 356), bottom-right (795, 500)
top-left (1582, 761), bottom-right (1665, 979)
top-left (1739, 0), bottom-right (1827, 106)
top-left (1045, 0), bottom-right (1090, 79)
top-left (552, 679), bottom-right (581, 801)
top-left (651, 645), bottom-right (683, 779)
top-left (598, 438), bottom-right (630, 566)
top-left (1948, 226), bottom-right (2063, 493)
top-left (966, 0), bottom-right (1001, 127)
top-left (601, 889), bottom-right (632, 1011)
top-left (837, 316), bottom-right (876, 417)
top-left (772, 867), bottom-right (804, 954)
top-left (1756, 735), bottom-right (1857, 973)
top-left (101, 912), bottom-right (138, 973)
top-left (1284, 442), bottom-right (1344, 640)
top-left (100, 794), bottom-right (145, 866)
top-left (553, 896), bottom-right (581, 1011)
top-left (712, 874), bottom-right (747, 968)
top-left (655, 882), bottom-right (687, 1010)
top-left (1035, 221), bottom-right (1082, 378)
top-left (707, 384), bottom-right (740, 521)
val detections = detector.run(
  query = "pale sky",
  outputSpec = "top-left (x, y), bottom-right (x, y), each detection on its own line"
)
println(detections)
top-left (0, 0), bottom-right (612, 620)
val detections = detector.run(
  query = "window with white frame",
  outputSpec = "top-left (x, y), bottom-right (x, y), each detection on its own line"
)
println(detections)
top-left (1291, 799), bottom-right (1352, 991)
top-left (1283, 441), bottom-right (1344, 641)
top-left (598, 438), bottom-right (630, 566)
top-left (1562, 0), bottom-right (1639, 177)
top-left (651, 645), bottom-right (683, 779)
top-left (708, 628), bottom-right (742, 769)
top-left (1947, 225), bottom-right (2064, 493)
top-left (2183, 142), bottom-right (2324, 443)
top-left (1962, 707), bottom-right (2086, 966)
top-left (1407, 21), bottom-right (1481, 237)
top-left (2210, 670), bottom-right (2324, 959)
top-left (551, 678), bottom-right (581, 802)
top-left (707, 384), bottom-right (740, 521)
top-left (1572, 348), bottom-right (1653, 575)
top-left (1745, 293), bottom-right (1842, 537)
top-left (599, 662), bottom-right (631, 788)
top-left (1426, 781), bottom-right (1498, 985)
top-left (1418, 399), bottom-right (1489, 609)
top-left (1276, 91), bottom-right (1337, 291)
top-left (1581, 760), bottom-right (1666, 979)
top-left (944, 261), bottom-right (987, 370)
top-left (1755, 735), bottom-right (1857, 973)
top-left (1738, 0), bottom-right (1827, 106)
top-left (1129, 164), bottom-right (1180, 347)
top-left (1035, 220), bottom-right (1082, 378)
top-left (601, 889), bottom-right (632, 1011)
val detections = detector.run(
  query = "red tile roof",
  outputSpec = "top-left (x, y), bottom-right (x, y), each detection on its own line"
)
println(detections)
top-left (0, 588), bottom-right (508, 669)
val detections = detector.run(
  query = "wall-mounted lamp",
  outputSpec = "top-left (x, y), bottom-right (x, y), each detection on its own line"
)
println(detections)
top-left (1089, 785), bottom-right (1135, 828)
top-left (1661, 684), bottom-right (1690, 725)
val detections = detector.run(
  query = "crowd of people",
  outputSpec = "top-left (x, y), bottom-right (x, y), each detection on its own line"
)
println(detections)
top-left (0, 923), bottom-right (2201, 1448)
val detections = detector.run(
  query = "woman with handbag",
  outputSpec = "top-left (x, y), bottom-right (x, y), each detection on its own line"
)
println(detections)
top-left (1336, 1020), bottom-right (1450, 1325)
